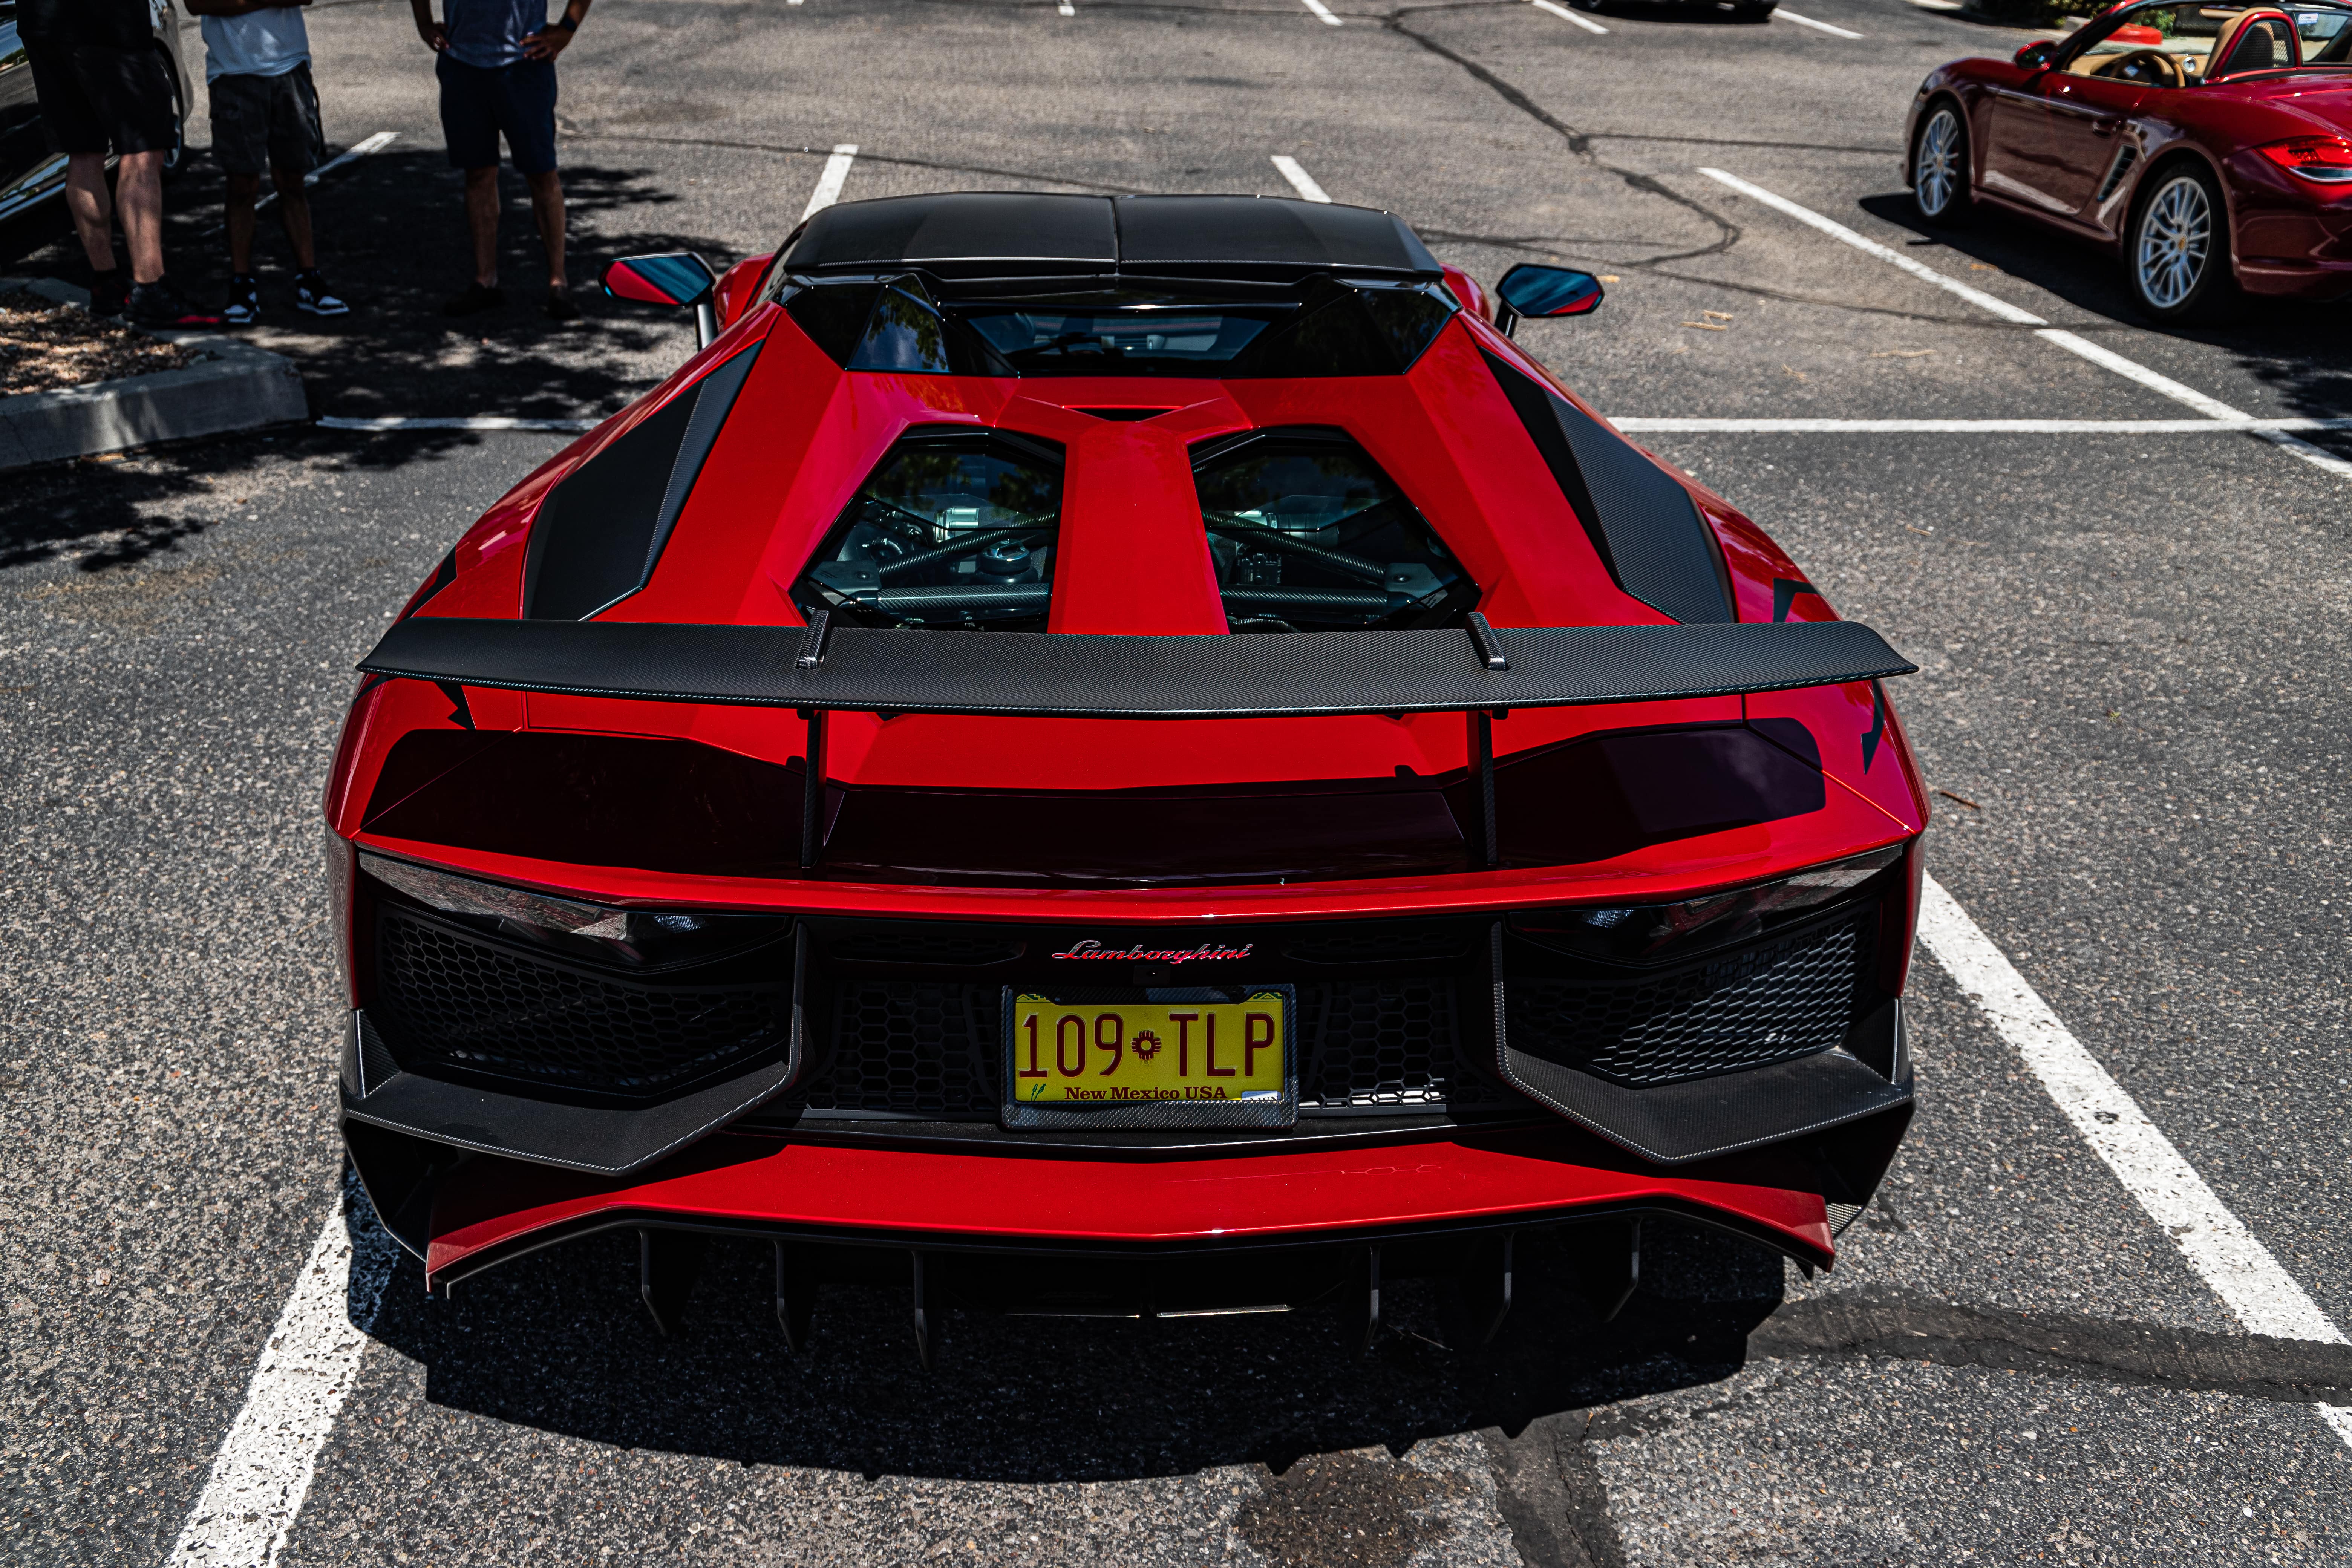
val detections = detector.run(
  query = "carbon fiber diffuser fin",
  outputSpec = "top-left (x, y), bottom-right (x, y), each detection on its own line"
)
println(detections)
top-left (522, 343), bottom-right (762, 620)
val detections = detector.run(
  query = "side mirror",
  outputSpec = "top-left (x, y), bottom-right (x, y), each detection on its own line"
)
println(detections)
top-left (2013, 39), bottom-right (2057, 70)
top-left (1491, 264), bottom-right (1604, 338)
top-left (601, 252), bottom-right (721, 348)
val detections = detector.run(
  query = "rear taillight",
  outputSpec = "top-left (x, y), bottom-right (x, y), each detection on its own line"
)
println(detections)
top-left (2255, 136), bottom-right (2352, 184)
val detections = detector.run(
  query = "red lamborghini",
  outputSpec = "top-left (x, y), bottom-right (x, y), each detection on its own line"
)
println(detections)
top-left (327, 193), bottom-right (1927, 1355)
top-left (1907, 0), bottom-right (2352, 320)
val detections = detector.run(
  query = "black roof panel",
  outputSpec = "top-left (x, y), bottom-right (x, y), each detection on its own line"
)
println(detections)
top-left (1115, 196), bottom-right (1441, 276)
top-left (784, 193), bottom-right (1443, 281)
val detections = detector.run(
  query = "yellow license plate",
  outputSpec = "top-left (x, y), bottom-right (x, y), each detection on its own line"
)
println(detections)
top-left (1002, 988), bottom-right (1295, 1129)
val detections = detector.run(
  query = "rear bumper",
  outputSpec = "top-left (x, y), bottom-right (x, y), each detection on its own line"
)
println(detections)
top-left (344, 1110), bottom-right (1902, 1296)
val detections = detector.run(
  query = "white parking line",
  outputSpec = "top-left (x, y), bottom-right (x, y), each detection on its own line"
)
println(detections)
top-left (1530, 0), bottom-right (1611, 35)
top-left (1917, 877), bottom-right (2352, 1449)
top-left (1271, 155), bottom-right (1332, 204)
top-left (1696, 167), bottom-right (2352, 481)
top-left (1773, 7), bottom-right (1864, 35)
top-left (165, 1174), bottom-right (400, 1568)
top-left (1612, 416), bottom-right (2352, 433)
top-left (801, 143), bottom-right (860, 222)
top-left (1301, 0), bottom-right (1345, 24)
top-left (208, 130), bottom-right (398, 230)
top-left (1060, 1), bottom-right (1076, 14)
top-left (318, 415), bottom-right (598, 432)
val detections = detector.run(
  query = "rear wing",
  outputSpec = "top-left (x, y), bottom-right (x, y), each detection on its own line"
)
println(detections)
top-left (359, 612), bottom-right (1912, 720)
top-left (358, 612), bottom-right (1914, 868)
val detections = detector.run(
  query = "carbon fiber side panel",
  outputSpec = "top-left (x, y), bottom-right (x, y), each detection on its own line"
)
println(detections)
top-left (1484, 351), bottom-right (1733, 626)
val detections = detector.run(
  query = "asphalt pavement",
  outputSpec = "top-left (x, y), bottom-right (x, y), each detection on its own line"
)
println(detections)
top-left (3, 0), bottom-right (2350, 1563)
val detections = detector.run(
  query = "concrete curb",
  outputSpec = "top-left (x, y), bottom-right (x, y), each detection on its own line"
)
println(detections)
top-left (0, 277), bottom-right (309, 469)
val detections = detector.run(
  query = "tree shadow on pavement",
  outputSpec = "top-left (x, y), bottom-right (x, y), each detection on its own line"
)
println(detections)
top-left (365, 1217), bottom-right (1789, 1485)
top-left (1854, 191), bottom-right (2352, 449)
top-left (0, 147), bottom-right (725, 439)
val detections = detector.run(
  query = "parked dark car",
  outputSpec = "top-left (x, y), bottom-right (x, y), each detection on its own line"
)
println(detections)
top-left (0, 0), bottom-right (195, 225)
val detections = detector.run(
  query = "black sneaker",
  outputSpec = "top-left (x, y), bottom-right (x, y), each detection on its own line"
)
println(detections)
top-left (442, 282), bottom-right (504, 317)
top-left (127, 280), bottom-right (222, 330)
top-left (222, 274), bottom-right (260, 326)
top-left (544, 289), bottom-right (581, 323)
top-left (90, 270), bottom-right (129, 319)
top-left (296, 270), bottom-right (349, 317)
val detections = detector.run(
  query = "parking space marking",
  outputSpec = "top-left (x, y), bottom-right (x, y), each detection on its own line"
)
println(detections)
top-left (801, 143), bottom-right (861, 222)
top-left (259, 131), bottom-right (397, 215)
top-left (1271, 155), bottom-right (1332, 203)
top-left (166, 1176), bottom-right (399, 1568)
top-left (1061, 2), bottom-right (1077, 14)
top-left (1613, 416), bottom-right (2352, 433)
top-left (1773, 8), bottom-right (1865, 36)
top-left (1697, 168), bottom-right (2352, 481)
top-left (1301, 0), bottom-right (1346, 24)
top-left (1530, 0), bottom-right (1612, 36)
top-left (1917, 877), bottom-right (2352, 1449)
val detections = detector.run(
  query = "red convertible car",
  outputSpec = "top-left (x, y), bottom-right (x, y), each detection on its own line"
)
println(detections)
top-left (328, 193), bottom-right (1926, 1356)
top-left (1907, 0), bottom-right (2352, 319)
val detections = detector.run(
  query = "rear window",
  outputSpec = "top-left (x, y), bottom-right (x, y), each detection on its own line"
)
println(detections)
top-left (789, 427), bottom-right (1064, 632)
top-left (1191, 428), bottom-right (1478, 632)
top-left (782, 277), bottom-right (1456, 378)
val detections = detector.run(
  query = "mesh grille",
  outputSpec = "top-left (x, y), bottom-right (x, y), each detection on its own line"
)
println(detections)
top-left (374, 908), bottom-right (789, 1096)
top-left (1507, 913), bottom-right (1871, 1087)
top-left (789, 982), bottom-right (1003, 1116)
top-left (1297, 980), bottom-right (1500, 1109)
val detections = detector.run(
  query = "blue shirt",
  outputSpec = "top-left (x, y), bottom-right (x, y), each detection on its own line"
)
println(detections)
top-left (442, 0), bottom-right (550, 70)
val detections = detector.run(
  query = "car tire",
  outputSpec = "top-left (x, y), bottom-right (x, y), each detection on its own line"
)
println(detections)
top-left (1911, 102), bottom-right (1971, 227)
top-left (1730, 1), bottom-right (1775, 18)
top-left (2127, 162), bottom-right (2239, 324)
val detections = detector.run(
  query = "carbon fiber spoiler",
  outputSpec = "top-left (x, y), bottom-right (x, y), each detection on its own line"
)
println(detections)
top-left (357, 614), bottom-right (1914, 720)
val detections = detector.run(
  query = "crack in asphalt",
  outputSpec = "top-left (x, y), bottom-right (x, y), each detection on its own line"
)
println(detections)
top-left (1381, 6), bottom-right (1744, 267)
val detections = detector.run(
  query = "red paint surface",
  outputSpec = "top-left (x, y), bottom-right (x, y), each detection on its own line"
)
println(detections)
top-left (424, 1127), bottom-right (1838, 1285)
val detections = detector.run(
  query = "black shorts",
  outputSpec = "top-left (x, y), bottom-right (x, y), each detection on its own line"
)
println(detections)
top-left (208, 63), bottom-right (325, 178)
top-left (22, 41), bottom-right (180, 158)
top-left (435, 54), bottom-right (558, 175)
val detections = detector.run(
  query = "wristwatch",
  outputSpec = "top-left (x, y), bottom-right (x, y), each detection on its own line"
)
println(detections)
top-left (550, 12), bottom-right (577, 28)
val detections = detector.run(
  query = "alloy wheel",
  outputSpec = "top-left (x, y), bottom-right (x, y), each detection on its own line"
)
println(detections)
top-left (1916, 109), bottom-right (1962, 217)
top-left (2135, 174), bottom-right (2211, 311)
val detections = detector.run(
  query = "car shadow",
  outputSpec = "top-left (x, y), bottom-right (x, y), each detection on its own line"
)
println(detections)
top-left (1584, 0), bottom-right (1775, 24)
top-left (1854, 190), bottom-right (2352, 436)
top-left (360, 1216), bottom-right (1790, 1484)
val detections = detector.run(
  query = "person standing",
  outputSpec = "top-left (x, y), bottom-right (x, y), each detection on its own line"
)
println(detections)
top-left (410, 0), bottom-right (591, 322)
top-left (184, 0), bottom-right (350, 325)
top-left (16, 0), bottom-right (217, 326)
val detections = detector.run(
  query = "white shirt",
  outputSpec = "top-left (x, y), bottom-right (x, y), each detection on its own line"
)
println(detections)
top-left (201, 5), bottom-right (312, 83)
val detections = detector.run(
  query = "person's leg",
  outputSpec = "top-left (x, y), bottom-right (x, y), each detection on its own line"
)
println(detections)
top-left (113, 150), bottom-right (167, 285)
top-left (225, 173), bottom-right (264, 274)
top-left (268, 66), bottom-right (322, 273)
top-left (499, 59), bottom-right (573, 315)
top-left (465, 167), bottom-right (501, 286)
top-left (61, 153), bottom-right (118, 273)
top-left (268, 166), bottom-right (316, 271)
top-left (523, 170), bottom-right (566, 292)
top-left (437, 52), bottom-right (505, 311)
